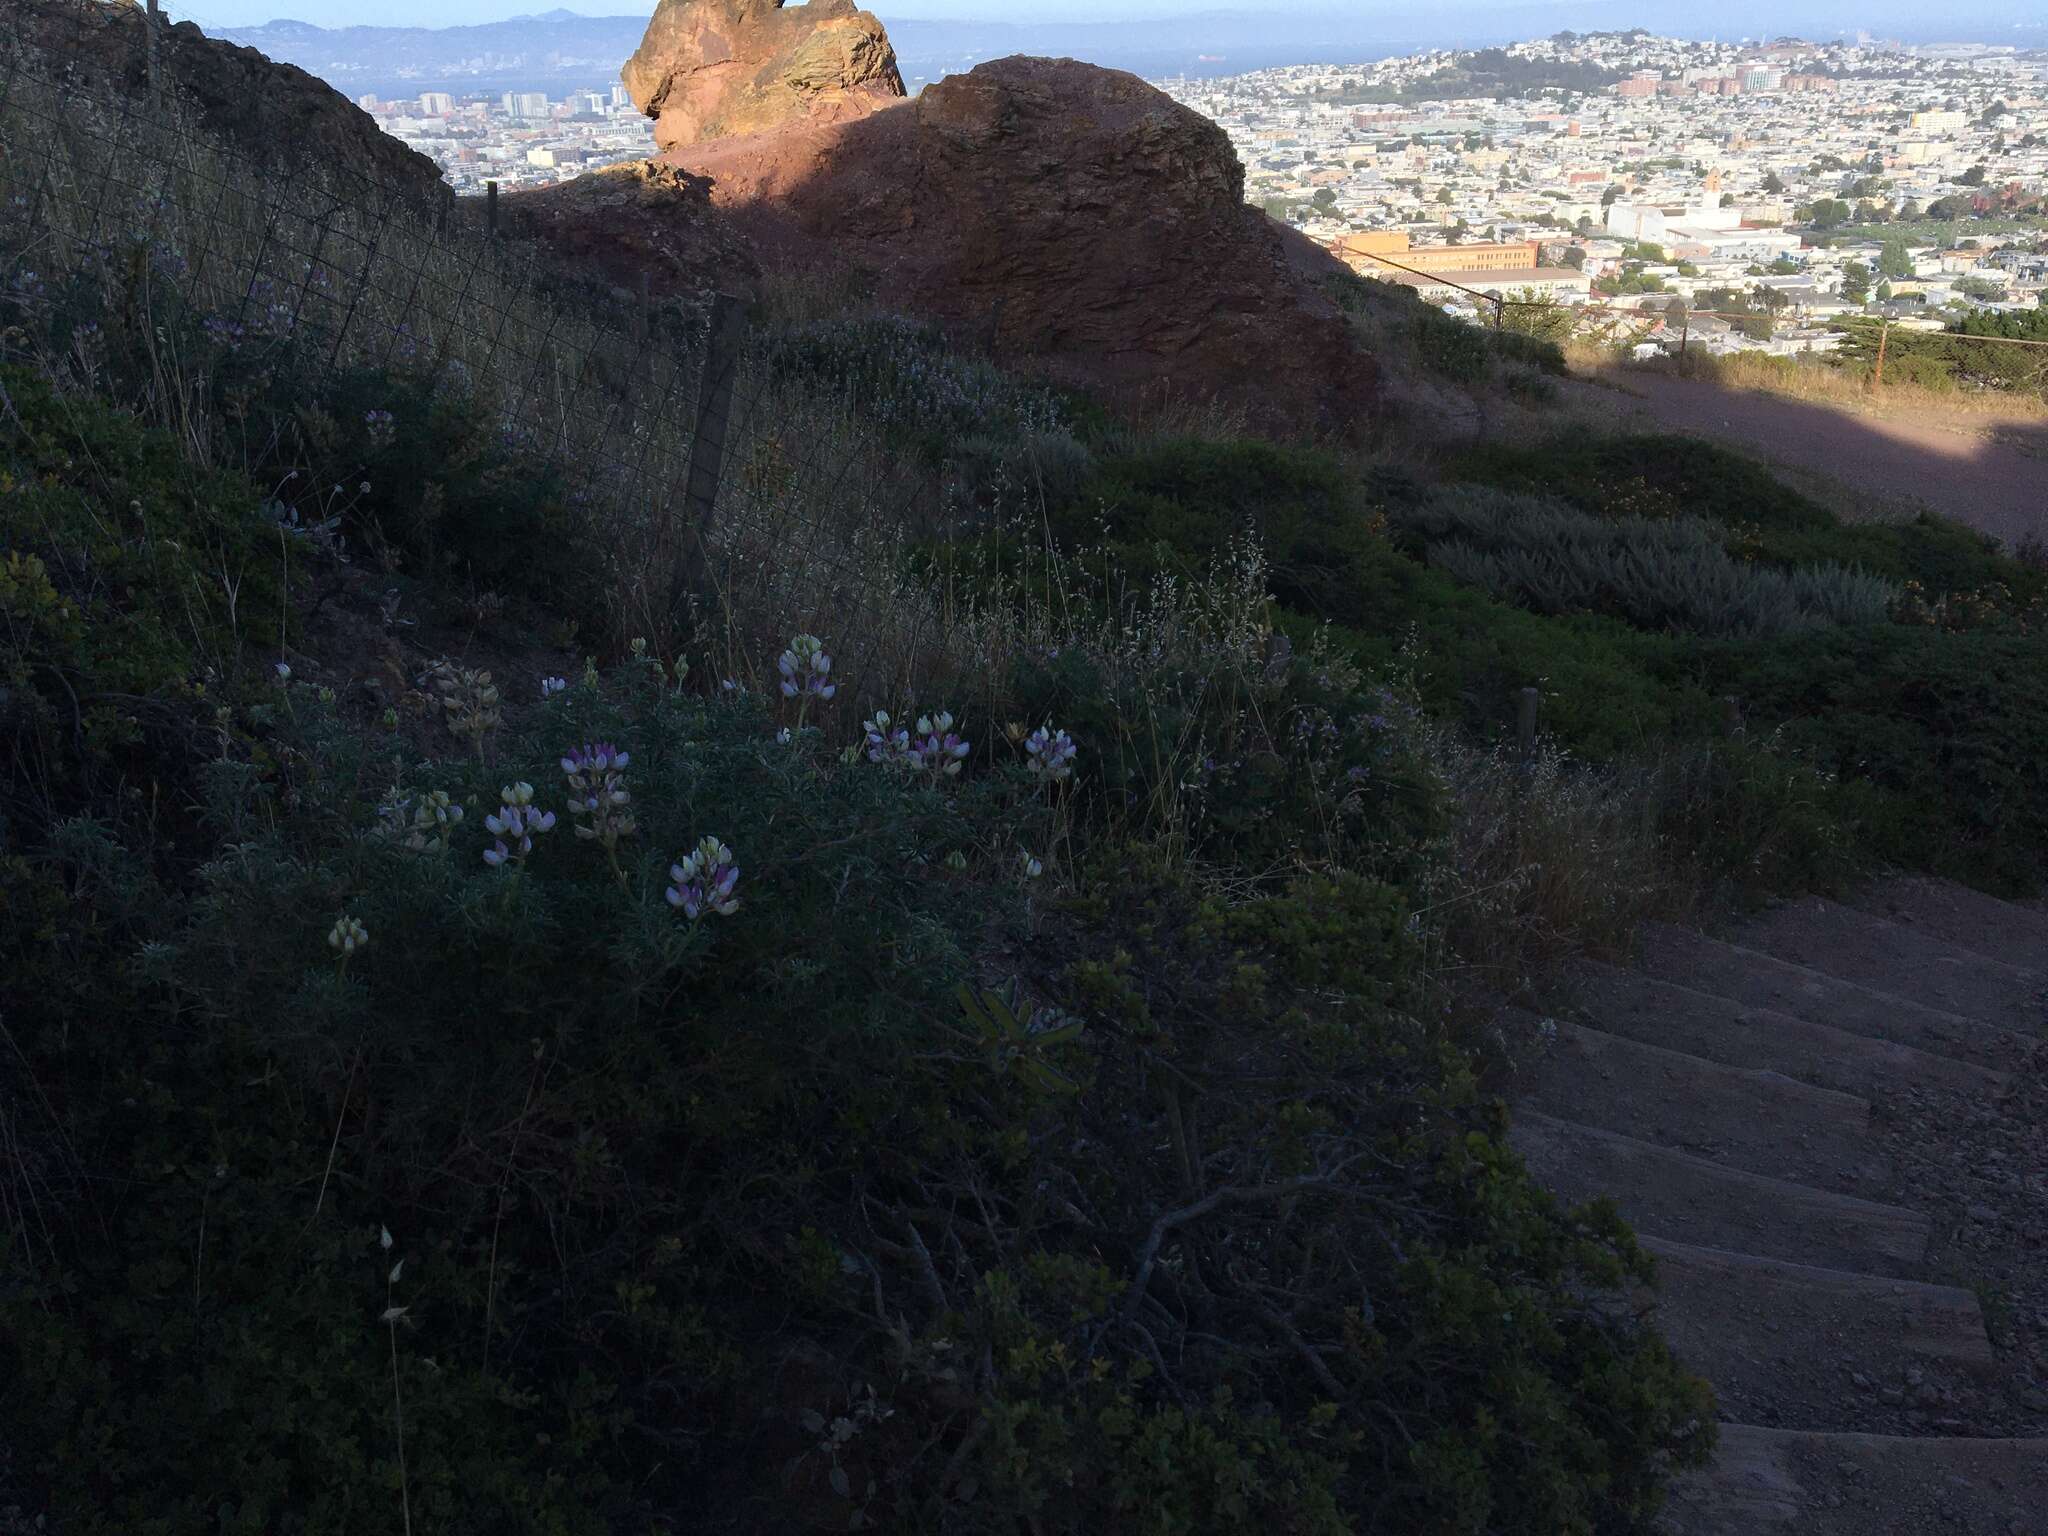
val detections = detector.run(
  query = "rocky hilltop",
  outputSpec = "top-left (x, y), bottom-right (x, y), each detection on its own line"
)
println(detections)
top-left (593, 0), bottom-right (1373, 430)
top-left (623, 0), bottom-right (904, 154)
top-left (8, 0), bottom-right (447, 208)
top-left (675, 55), bottom-right (1371, 429)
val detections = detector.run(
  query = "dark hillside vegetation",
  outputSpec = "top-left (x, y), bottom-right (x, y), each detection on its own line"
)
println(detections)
top-left (0, 21), bottom-right (1728, 1529)
top-left (7, 6), bottom-right (2047, 1532)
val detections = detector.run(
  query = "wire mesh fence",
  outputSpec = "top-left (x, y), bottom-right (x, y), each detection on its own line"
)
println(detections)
top-left (0, 0), bottom-right (988, 711)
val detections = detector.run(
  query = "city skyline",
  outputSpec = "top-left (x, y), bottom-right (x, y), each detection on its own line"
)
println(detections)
top-left (163, 0), bottom-right (2048, 47)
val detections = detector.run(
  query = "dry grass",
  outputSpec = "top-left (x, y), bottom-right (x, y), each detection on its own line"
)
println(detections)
top-left (1602, 345), bottom-right (2048, 425)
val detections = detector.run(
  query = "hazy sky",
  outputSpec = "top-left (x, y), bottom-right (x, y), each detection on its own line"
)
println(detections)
top-left (175, 0), bottom-right (1546, 31)
top-left (163, 0), bottom-right (2044, 39)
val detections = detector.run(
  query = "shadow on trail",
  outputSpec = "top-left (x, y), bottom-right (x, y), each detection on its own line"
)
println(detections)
top-left (1580, 369), bottom-right (2048, 550)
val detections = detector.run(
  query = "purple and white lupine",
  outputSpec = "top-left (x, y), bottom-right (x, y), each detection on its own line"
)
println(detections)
top-left (909, 712), bottom-right (971, 777)
top-left (863, 710), bottom-right (913, 768)
top-left (1024, 725), bottom-right (1078, 784)
top-left (363, 409), bottom-right (397, 449)
top-left (482, 782), bottom-right (556, 868)
top-left (666, 836), bottom-right (740, 921)
top-left (560, 743), bottom-right (636, 853)
top-left (777, 634), bottom-right (837, 727)
top-left (540, 675), bottom-right (568, 699)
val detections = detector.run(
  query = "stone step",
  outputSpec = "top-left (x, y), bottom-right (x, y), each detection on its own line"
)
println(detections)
top-left (1508, 1111), bottom-right (1931, 1279)
top-left (1733, 897), bottom-right (2045, 1037)
top-left (1508, 1013), bottom-right (1887, 1196)
top-left (1661, 1422), bottom-right (2048, 1535)
top-left (1635, 923), bottom-right (2031, 1072)
top-left (1564, 961), bottom-right (2010, 1099)
top-left (1642, 1238), bottom-right (2000, 1436)
top-left (1848, 875), bottom-right (2048, 978)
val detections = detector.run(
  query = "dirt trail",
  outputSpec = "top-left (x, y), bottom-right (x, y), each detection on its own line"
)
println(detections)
top-left (1581, 371), bottom-right (2048, 548)
top-left (1505, 878), bottom-right (2048, 1533)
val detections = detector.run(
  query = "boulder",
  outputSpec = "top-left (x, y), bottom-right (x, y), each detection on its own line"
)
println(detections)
top-left (675, 56), bottom-right (1374, 433)
top-left (5, 0), bottom-right (448, 210)
top-left (500, 161), bottom-right (761, 302)
top-left (623, 0), bottom-right (905, 155)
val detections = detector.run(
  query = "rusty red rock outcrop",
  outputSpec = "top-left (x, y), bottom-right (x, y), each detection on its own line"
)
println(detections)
top-left (623, 0), bottom-right (904, 155)
top-left (673, 55), bottom-right (1374, 433)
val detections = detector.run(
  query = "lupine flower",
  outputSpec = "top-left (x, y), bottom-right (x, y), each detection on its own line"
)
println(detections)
top-left (327, 915), bottom-right (370, 954)
top-left (540, 675), bottom-right (567, 698)
top-left (482, 782), bottom-right (555, 867)
top-left (560, 743), bottom-right (635, 851)
top-left (405, 790), bottom-right (463, 853)
top-left (863, 710), bottom-right (913, 768)
top-left (910, 712), bottom-right (970, 776)
top-left (273, 661), bottom-right (292, 683)
top-left (776, 727), bottom-right (793, 745)
top-left (1020, 850), bottom-right (1044, 880)
top-left (363, 409), bottom-right (396, 448)
top-left (666, 836), bottom-right (740, 920)
top-left (1024, 726), bottom-right (1078, 783)
top-left (777, 634), bottom-right (837, 703)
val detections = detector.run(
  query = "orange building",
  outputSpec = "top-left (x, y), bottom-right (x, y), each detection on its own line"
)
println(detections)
top-left (1332, 233), bottom-right (1542, 278)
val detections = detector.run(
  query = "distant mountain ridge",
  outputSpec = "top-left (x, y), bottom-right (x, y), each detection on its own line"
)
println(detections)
top-left (214, 3), bottom-right (2043, 99)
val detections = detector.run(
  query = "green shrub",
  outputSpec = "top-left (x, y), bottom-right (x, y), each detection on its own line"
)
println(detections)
top-left (1400, 487), bottom-right (1899, 637)
top-left (0, 364), bottom-right (284, 833)
top-left (1058, 437), bottom-right (1386, 625)
top-left (766, 315), bottom-right (1071, 467)
top-left (1706, 625), bottom-right (2048, 891)
top-left (1451, 433), bottom-right (2048, 606)
top-left (3, 664), bottom-right (1715, 1535)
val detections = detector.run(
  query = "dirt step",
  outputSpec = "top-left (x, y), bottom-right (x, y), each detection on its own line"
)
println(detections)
top-left (1563, 961), bottom-right (2010, 1099)
top-left (1636, 924), bottom-right (2032, 1072)
top-left (1733, 897), bottom-right (2045, 1036)
top-left (1643, 1238), bottom-right (2001, 1436)
top-left (1848, 875), bottom-right (2048, 978)
top-left (1508, 1112), bottom-right (1931, 1279)
top-left (1508, 1012), bottom-right (1886, 1196)
top-left (1661, 1422), bottom-right (2048, 1535)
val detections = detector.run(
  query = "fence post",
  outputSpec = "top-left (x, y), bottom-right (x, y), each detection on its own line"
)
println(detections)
top-left (1492, 295), bottom-right (1505, 330)
top-left (144, 0), bottom-right (161, 118)
top-left (1678, 312), bottom-right (1689, 358)
top-left (486, 179), bottom-right (499, 237)
top-left (1871, 318), bottom-right (1890, 390)
top-left (671, 292), bottom-right (749, 619)
top-left (1516, 686), bottom-right (1540, 773)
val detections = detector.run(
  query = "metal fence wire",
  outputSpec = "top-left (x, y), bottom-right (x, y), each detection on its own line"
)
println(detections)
top-left (0, 0), bottom-right (971, 702)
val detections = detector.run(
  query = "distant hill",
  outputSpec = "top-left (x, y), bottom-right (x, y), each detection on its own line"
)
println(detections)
top-left (214, 3), bottom-right (2046, 100)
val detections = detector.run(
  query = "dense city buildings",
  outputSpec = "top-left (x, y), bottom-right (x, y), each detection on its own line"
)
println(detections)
top-left (1155, 31), bottom-right (2048, 352)
top-left (359, 80), bottom-right (653, 193)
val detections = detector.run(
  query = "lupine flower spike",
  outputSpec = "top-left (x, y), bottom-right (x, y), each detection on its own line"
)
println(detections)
top-left (1024, 725), bottom-right (1078, 784)
top-left (327, 915), bottom-right (369, 972)
top-left (666, 836), bottom-right (740, 921)
top-left (561, 743), bottom-right (636, 889)
top-left (911, 712), bottom-right (971, 777)
top-left (863, 710), bottom-right (912, 768)
top-left (778, 634), bottom-right (837, 729)
top-left (483, 781), bottom-right (556, 868)
top-left (406, 790), bottom-right (464, 854)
